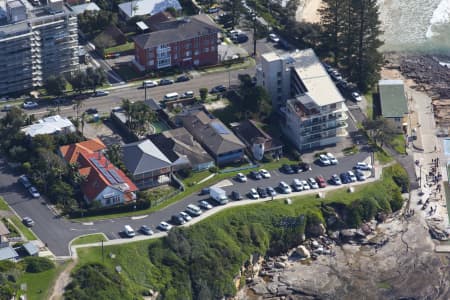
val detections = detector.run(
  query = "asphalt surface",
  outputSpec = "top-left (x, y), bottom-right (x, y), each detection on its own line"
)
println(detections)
top-left (0, 152), bottom-right (369, 256)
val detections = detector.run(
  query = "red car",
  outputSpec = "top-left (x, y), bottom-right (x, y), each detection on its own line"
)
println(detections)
top-left (315, 175), bottom-right (327, 188)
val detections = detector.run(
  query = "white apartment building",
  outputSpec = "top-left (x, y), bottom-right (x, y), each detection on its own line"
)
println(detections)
top-left (257, 49), bottom-right (348, 151)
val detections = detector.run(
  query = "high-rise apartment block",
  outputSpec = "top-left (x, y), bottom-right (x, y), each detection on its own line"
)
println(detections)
top-left (0, 0), bottom-right (78, 95)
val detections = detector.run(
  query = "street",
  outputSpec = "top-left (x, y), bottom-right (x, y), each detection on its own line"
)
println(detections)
top-left (0, 152), bottom-right (370, 256)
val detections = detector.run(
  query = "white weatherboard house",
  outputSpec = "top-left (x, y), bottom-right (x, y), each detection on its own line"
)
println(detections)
top-left (22, 115), bottom-right (76, 137)
top-left (118, 0), bottom-right (182, 20)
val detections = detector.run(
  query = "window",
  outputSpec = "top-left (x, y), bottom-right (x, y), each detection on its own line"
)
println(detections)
top-left (204, 47), bottom-right (209, 53)
top-left (185, 43), bottom-right (191, 49)
top-left (395, 117), bottom-right (401, 122)
top-left (185, 50), bottom-right (191, 57)
top-left (173, 53), bottom-right (178, 59)
top-left (194, 59), bottom-right (199, 65)
top-left (330, 103), bottom-right (337, 109)
top-left (194, 50), bottom-right (199, 55)
top-left (148, 51), bottom-right (154, 58)
top-left (210, 46), bottom-right (215, 51)
top-left (148, 60), bottom-right (154, 66)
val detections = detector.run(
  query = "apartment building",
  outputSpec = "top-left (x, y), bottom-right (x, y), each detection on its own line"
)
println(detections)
top-left (133, 14), bottom-right (220, 71)
top-left (257, 49), bottom-right (348, 151)
top-left (0, 0), bottom-right (79, 96)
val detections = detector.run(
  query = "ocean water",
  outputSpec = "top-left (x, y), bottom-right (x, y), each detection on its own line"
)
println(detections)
top-left (378, 0), bottom-right (450, 54)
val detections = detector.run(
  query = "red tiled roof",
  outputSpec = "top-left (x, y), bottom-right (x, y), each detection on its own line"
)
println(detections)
top-left (60, 138), bottom-right (106, 164)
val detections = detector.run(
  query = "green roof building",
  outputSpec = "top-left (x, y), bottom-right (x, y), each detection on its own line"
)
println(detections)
top-left (379, 80), bottom-right (408, 130)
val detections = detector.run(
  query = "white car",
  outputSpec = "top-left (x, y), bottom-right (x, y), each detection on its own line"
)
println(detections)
top-left (199, 200), bottom-right (212, 210)
top-left (347, 170), bottom-right (357, 182)
top-left (300, 180), bottom-right (310, 190)
top-left (180, 211), bottom-right (192, 222)
top-left (319, 154), bottom-right (331, 166)
top-left (355, 162), bottom-right (373, 170)
top-left (93, 90), bottom-right (109, 97)
top-left (142, 80), bottom-right (158, 88)
top-left (28, 186), bottom-right (40, 198)
top-left (23, 101), bottom-right (38, 109)
top-left (236, 173), bottom-right (247, 182)
top-left (352, 92), bottom-right (362, 102)
top-left (268, 33), bottom-right (280, 43)
top-left (307, 177), bottom-right (319, 189)
top-left (259, 169), bottom-right (271, 178)
top-left (249, 188), bottom-right (259, 199)
top-left (158, 221), bottom-right (172, 231)
top-left (326, 153), bottom-right (338, 165)
top-left (279, 181), bottom-right (292, 194)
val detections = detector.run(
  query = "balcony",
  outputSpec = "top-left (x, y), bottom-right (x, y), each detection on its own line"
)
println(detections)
top-left (299, 120), bottom-right (347, 137)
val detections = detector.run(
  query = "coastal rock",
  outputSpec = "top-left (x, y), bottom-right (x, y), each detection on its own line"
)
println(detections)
top-left (308, 223), bottom-right (326, 237)
top-left (274, 262), bottom-right (286, 269)
top-left (329, 231), bottom-right (340, 241)
top-left (428, 224), bottom-right (449, 241)
top-left (249, 277), bottom-right (268, 295)
top-left (340, 229), bottom-right (356, 240)
top-left (295, 246), bottom-right (310, 258)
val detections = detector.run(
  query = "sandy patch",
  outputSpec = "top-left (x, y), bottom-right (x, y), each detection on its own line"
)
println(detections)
top-left (296, 0), bottom-right (323, 23)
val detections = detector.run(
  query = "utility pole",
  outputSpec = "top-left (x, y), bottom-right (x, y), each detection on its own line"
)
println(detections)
top-left (252, 13), bottom-right (257, 57)
top-left (144, 84), bottom-right (147, 101)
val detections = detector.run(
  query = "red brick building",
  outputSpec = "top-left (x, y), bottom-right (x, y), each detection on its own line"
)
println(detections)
top-left (133, 15), bottom-right (221, 71)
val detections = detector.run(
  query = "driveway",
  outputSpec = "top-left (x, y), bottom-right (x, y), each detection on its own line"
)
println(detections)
top-left (0, 152), bottom-right (370, 257)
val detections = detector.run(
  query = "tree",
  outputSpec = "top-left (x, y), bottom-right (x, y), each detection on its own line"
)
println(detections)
top-left (222, 0), bottom-right (242, 29)
top-left (121, 99), bottom-right (156, 136)
top-left (86, 67), bottom-right (107, 93)
top-left (45, 75), bottom-right (67, 96)
top-left (73, 99), bottom-right (84, 122)
top-left (363, 117), bottom-right (396, 147)
top-left (67, 70), bottom-right (89, 94)
top-left (238, 74), bottom-right (271, 119)
top-left (199, 88), bottom-right (208, 102)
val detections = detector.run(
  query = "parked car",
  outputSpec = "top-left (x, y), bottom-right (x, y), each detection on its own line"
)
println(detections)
top-left (199, 200), bottom-right (213, 210)
top-left (92, 90), bottom-right (109, 97)
top-left (340, 172), bottom-right (351, 184)
top-left (281, 164), bottom-right (294, 174)
top-left (28, 186), bottom-right (40, 198)
top-left (250, 170), bottom-right (262, 180)
top-left (307, 177), bottom-right (319, 189)
top-left (232, 190), bottom-right (243, 200)
top-left (299, 162), bottom-right (312, 172)
top-left (23, 101), bottom-right (38, 109)
top-left (171, 214), bottom-right (186, 225)
top-left (180, 211), bottom-right (192, 222)
top-left (112, 106), bottom-right (123, 112)
top-left (210, 85), bottom-right (226, 93)
top-left (207, 5), bottom-right (220, 13)
top-left (319, 154), bottom-right (331, 166)
top-left (176, 75), bottom-right (190, 82)
top-left (330, 174), bottom-right (342, 185)
top-left (22, 217), bottom-right (34, 227)
top-left (85, 108), bottom-right (98, 114)
top-left (355, 162), bottom-right (373, 170)
top-left (355, 170), bottom-right (366, 181)
top-left (257, 186), bottom-right (268, 198)
top-left (300, 180), bottom-right (310, 190)
top-left (268, 33), bottom-right (280, 43)
top-left (278, 181), bottom-right (292, 194)
top-left (292, 179), bottom-right (303, 192)
top-left (158, 221), bottom-right (172, 231)
top-left (351, 92), bottom-right (362, 102)
top-left (186, 204), bottom-right (203, 216)
top-left (139, 225), bottom-right (153, 235)
top-left (248, 188), bottom-right (259, 199)
top-left (266, 186), bottom-right (277, 197)
top-left (159, 78), bottom-right (174, 85)
top-left (347, 170), bottom-right (357, 182)
top-left (142, 80), bottom-right (158, 88)
top-left (259, 169), bottom-right (271, 178)
top-left (123, 225), bottom-right (135, 237)
top-left (315, 175), bottom-right (327, 188)
top-left (291, 164), bottom-right (302, 173)
top-left (18, 175), bottom-right (32, 188)
top-left (200, 187), bottom-right (210, 195)
top-left (236, 173), bottom-right (247, 182)
top-left (326, 153), bottom-right (338, 165)
top-left (180, 91), bottom-right (194, 99)
top-left (232, 33), bottom-right (248, 43)
top-left (2, 104), bottom-right (12, 112)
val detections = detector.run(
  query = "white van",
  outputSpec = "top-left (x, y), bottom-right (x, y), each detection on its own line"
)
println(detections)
top-left (124, 225), bottom-right (135, 237)
top-left (163, 92), bottom-right (179, 101)
top-left (186, 204), bottom-right (202, 217)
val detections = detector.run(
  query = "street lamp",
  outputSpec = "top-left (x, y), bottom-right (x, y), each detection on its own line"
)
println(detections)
top-left (251, 12), bottom-right (257, 57)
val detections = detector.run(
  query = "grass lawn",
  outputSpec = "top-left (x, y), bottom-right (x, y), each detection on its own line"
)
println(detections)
top-left (199, 58), bottom-right (255, 74)
top-left (364, 91), bottom-right (374, 120)
top-left (71, 233), bottom-right (107, 246)
top-left (390, 134), bottom-right (407, 154)
top-left (10, 216), bottom-right (38, 240)
top-left (374, 146), bottom-right (393, 164)
top-left (0, 196), bottom-right (10, 210)
top-left (112, 63), bottom-right (142, 81)
top-left (18, 262), bottom-right (68, 300)
top-left (105, 42), bottom-right (135, 54)
top-left (181, 170), bottom-right (212, 186)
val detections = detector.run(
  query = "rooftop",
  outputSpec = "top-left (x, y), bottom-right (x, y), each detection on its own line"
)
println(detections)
top-left (69, 2), bottom-right (100, 15)
top-left (22, 115), bottom-right (76, 137)
top-left (0, 246), bottom-right (18, 261)
top-left (379, 79), bottom-right (408, 118)
top-left (230, 120), bottom-right (283, 151)
top-left (122, 139), bottom-right (172, 176)
top-left (59, 138), bottom-right (106, 164)
top-left (118, 0), bottom-right (181, 19)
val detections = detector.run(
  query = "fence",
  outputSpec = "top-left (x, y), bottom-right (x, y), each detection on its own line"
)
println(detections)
top-left (219, 164), bottom-right (259, 174)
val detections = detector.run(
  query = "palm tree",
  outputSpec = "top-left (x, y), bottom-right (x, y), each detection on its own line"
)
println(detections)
top-left (73, 99), bottom-right (83, 121)
top-left (81, 112), bottom-right (87, 136)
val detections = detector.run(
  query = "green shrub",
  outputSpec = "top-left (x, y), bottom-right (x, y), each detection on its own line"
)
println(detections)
top-left (22, 257), bottom-right (55, 273)
top-left (390, 164), bottom-right (410, 193)
top-left (209, 166), bottom-right (219, 173)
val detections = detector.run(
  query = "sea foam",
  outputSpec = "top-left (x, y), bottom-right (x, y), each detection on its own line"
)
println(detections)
top-left (426, 0), bottom-right (450, 38)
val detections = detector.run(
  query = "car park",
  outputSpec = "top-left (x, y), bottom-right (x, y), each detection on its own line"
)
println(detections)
top-left (180, 91), bottom-right (194, 99)
top-left (236, 173), bottom-right (247, 182)
top-left (278, 181), bottom-right (292, 194)
top-left (210, 85), bottom-right (227, 93)
top-left (123, 225), bottom-right (136, 237)
top-left (23, 101), bottom-right (38, 109)
top-left (199, 200), bottom-right (213, 210)
top-left (186, 204), bottom-right (203, 216)
top-left (249, 188), bottom-right (259, 199)
top-left (351, 92), bottom-right (362, 102)
top-left (266, 186), bottom-right (277, 197)
top-left (347, 170), bottom-right (357, 182)
top-left (176, 75), bottom-right (190, 82)
top-left (200, 187), bottom-right (210, 195)
top-left (232, 190), bottom-right (243, 200)
top-left (259, 169), bottom-right (271, 178)
top-left (301, 180), bottom-right (310, 190)
top-left (158, 221), bottom-right (172, 231)
top-left (355, 170), bottom-right (366, 181)
top-left (315, 175), bottom-right (327, 188)
top-left (171, 214), bottom-right (186, 225)
top-left (355, 162), bottom-right (372, 170)
top-left (93, 90), bottom-right (109, 97)
top-left (180, 211), bottom-right (192, 222)
top-left (281, 164), bottom-right (294, 174)
top-left (19, 175), bottom-right (32, 188)
top-left (139, 225), bottom-right (154, 235)
top-left (159, 78), bottom-right (174, 85)
top-left (319, 154), bottom-right (331, 166)
top-left (257, 187), bottom-right (268, 198)
top-left (307, 177), bottom-right (319, 189)
top-left (268, 33), bottom-right (280, 43)
top-left (28, 186), bottom-right (40, 198)
top-left (143, 80), bottom-right (158, 88)
top-left (22, 217), bottom-right (34, 227)
top-left (326, 153), bottom-right (338, 165)
top-left (250, 170), bottom-right (262, 180)
top-left (85, 108), bottom-right (98, 114)
top-left (330, 174), bottom-right (342, 185)
top-left (340, 172), bottom-right (351, 184)
top-left (292, 179), bottom-right (303, 192)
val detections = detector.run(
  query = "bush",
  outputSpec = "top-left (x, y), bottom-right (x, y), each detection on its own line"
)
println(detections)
top-left (209, 166), bottom-right (219, 173)
top-left (23, 257), bottom-right (54, 273)
top-left (390, 164), bottom-right (410, 193)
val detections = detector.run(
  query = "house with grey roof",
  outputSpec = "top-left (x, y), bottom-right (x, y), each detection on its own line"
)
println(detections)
top-left (149, 127), bottom-right (215, 171)
top-left (178, 110), bottom-right (246, 165)
top-left (0, 246), bottom-right (19, 261)
top-left (379, 79), bottom-right (408, 131)
top-left (122, 139), bottom-right (172, 189)
top-left (118, 0), bottom-right (181, 20)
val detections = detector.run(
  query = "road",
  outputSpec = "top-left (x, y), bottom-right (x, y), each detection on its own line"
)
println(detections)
top-left (0, 152), bottom-right (370, 256)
